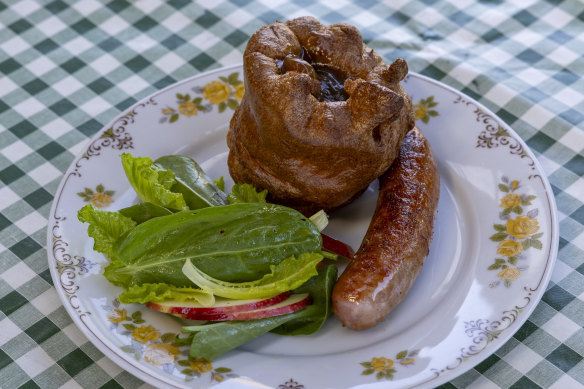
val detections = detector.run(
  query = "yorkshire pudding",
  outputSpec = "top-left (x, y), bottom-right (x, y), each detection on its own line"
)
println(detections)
top-left (227, 16), bottom-right (415, 214)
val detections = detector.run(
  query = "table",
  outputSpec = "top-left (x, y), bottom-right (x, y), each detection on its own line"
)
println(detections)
top-left (1, 1), bottom-right (582, 388)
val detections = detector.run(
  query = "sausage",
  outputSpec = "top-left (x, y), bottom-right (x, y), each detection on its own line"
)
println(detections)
top-left (332, 127), bottom-right (440, 330)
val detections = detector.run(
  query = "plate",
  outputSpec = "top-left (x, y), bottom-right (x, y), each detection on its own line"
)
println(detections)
top-left (47, 65), bottom-right (558, 389)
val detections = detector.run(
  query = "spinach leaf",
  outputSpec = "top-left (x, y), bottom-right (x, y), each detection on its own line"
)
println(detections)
top-left (181, 264), bottom-right (337, 360)
top-left (104, 203), bottom-right (322, 288)
top-left (154, 155), bottom-right (228, 209)
top-left (183, 306), bottom-right (319, 361)
top-left (271, 264), bottom-right (337, 335)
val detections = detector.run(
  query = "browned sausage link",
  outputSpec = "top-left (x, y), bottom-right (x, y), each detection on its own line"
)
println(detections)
top-left (332, 127), bottom-right (440, 330)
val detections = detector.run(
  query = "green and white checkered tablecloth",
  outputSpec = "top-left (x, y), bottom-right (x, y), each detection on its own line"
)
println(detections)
top-left (1, 1), bottom-right (582, 388)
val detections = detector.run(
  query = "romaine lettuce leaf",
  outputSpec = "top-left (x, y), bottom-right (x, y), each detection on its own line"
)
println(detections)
top-left (121, 153), bottom-right (188, 211)
top-left (182, 253), bottom-right (322, 299)
top-left (117, 283), bottom-right (214, 306)
top-left (77, 204), bottom-right (136, 259)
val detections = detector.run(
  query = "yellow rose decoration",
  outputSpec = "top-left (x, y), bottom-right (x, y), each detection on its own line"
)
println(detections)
top-left (178, 101), bottom-right (198, 117)
top-left (497, 267), bottom-right (521, 281)
top-left (132, 325), bottom-right (160, 344)
top-left (91, 192), bottom-right (113, 208)
top-left (496, 239), bottom-right (523, 257)
top-left (506, 215), bottom-right (539, 239)
top-left (234, 83), bottom-right (245, 101)
top-left (143, 343), bottom-right (180, 366)
top-left (371, 357), bottom-right (394, 372)
top-left (162, 108), bottom-right (175, 115)
top-left (500, 193), bottom-right (521, 208)
top-left (190, 357), bottom-right (213, 374)
top-left (203, 81), bottom-right (231, 104)
top-left (107, 308), bottom-right (127, 324)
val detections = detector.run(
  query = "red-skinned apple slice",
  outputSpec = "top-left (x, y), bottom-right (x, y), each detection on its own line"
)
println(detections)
top-left (147, 291), bottom-right (290, 317)
top-left (321, 233), bottom-right (355, 259)
top-left (175, 293), bottom-right (312, 321)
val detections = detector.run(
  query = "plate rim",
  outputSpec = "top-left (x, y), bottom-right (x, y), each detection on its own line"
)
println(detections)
top-left (46, 65), bottom-right (559, 389)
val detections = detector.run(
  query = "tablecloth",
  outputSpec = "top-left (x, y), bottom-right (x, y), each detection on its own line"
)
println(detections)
top-left (0, 1), bottom-right (582, 388)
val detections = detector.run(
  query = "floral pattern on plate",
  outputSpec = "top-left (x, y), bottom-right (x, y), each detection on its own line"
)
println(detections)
top-left (160, 72), bottom-right (244, 123)
top-left (77, 184), bottom-right (115, 208)
top-left (361, 350), bottom-right (419, 380)
top-left (413, 96), bottom-right (439, 123)
top-left (103, 299), bottom-right (237, 383)
top-left (489, 177), bottom-right (542, 287)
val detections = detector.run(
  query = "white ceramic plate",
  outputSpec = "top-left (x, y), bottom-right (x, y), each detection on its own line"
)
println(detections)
top-left (47, 65), bottom-right (558, 389)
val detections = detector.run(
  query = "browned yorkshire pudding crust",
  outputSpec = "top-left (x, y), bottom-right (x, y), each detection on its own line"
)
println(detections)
top-left (227, 16), bottom-right (415, 214)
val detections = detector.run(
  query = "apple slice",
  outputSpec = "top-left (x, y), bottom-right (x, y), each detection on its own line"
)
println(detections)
top-left (322, 233), bottom-right (355, 259)
top-left (147, 291), bottom-right (290, 318)
top-left (175, 293), bottom-right (312, 321)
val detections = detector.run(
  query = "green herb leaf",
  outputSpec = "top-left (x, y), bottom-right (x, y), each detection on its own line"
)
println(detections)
top-left (77, 204), bottom-right (136, 259)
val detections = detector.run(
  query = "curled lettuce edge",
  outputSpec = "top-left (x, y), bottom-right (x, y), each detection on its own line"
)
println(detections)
top-left (120, 153), bottom-right (188, 211)
top-left (77, 204), bottom-right (136, 259)
top-left (118, 283), bottom-right (215, 306)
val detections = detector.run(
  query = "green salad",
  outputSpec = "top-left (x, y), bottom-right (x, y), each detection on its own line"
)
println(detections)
top-left (78, 153), bottom-right (337, 361)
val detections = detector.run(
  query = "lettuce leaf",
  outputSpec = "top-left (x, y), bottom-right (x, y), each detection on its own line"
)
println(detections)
top-left (118, 283), bottom-right (214, 306)
top-left (77, 204), bottom-right (136, 259)
top-left (154, 155), bottom-right (228, 209)
top-left (182, 252), bottom-right (322, 299)
top-left (121, 153), bottom-right (188, 211)
top-left (228, 183), bottom-right (268, 204)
